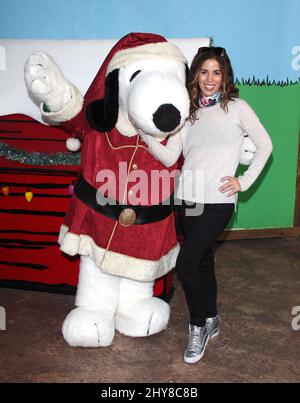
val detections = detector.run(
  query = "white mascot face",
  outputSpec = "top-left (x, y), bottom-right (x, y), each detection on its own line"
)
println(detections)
top-left (118, 59), bottom-right (189, 138)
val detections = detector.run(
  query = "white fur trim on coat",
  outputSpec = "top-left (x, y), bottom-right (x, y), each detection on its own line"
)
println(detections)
top-left (40, 83), bottom-right (83, 123)
top-left (58, 224), bottom-right (179, 282)
top-left (107, 42), bottom-right (187, 75)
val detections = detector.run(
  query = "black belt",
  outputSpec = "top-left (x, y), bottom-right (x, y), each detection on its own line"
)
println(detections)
top-left (73, 175), bottom-right (174, 226)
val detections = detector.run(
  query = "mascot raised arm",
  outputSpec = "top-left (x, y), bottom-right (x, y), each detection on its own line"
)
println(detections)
top-left (24, 33), bottom-right (189, 347)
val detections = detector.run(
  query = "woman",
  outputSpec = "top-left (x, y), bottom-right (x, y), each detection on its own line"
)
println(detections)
top-left (140, 46), bottom-right (273, 363)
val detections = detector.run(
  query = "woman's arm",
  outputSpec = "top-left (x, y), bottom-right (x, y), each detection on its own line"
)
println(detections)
top-left (237, 100), bottom-right (273, 191)
top-left (139, 129), bottom-right (184, 167)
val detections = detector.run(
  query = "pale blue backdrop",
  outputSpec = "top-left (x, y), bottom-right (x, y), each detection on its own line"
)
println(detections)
top-left (0, 0), bottom-right (299, 81)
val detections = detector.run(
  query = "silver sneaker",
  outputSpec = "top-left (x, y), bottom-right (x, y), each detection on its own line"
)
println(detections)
top-left (184, 324), bottom-right (209, 364)
top-left (206, 315), bottom-right (219, 339)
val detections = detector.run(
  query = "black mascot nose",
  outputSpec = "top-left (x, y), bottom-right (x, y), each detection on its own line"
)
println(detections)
top-left (152, 104), bottom-right (181, 132)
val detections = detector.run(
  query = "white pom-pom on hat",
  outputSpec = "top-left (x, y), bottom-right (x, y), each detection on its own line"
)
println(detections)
top-left (66, 137), bottom-right (81, 151)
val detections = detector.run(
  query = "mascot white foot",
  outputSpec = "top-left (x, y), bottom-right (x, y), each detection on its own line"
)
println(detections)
top-left (62, 308), bottom-right (115, 348)
top-left (116, 278), bottom-right (170, 337)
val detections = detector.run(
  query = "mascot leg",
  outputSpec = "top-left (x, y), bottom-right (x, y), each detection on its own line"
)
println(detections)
top-left (62, 256), bottom-right (119, 347)
top-left (115, 277), bottom-right (170, 337)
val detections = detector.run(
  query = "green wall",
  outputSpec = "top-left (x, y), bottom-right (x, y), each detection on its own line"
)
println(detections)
top-left (228, 82), bottom-right (300, 229)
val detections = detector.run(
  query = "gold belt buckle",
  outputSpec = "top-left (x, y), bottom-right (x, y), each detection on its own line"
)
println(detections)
top-left (118, 208), bottom-right (136, 227)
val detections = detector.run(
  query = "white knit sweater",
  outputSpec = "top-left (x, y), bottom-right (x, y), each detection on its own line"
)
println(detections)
top-left (142, 98), bottom-right (273, 204)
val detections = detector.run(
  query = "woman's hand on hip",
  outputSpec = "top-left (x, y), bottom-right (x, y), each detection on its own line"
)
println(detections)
top-left (219, 176), bottom-right (241, 197)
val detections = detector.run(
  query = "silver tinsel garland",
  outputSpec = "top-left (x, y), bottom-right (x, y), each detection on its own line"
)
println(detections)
top-left (0, 142), bottom-right (81, 166)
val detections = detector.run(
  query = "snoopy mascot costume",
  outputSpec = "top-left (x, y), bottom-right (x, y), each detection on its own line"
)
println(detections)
top-left (24, 33), bottom-right (190, 347)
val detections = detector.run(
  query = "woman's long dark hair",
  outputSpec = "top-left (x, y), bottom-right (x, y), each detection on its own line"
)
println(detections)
top-left (188, 47), bottom-right (239, 123)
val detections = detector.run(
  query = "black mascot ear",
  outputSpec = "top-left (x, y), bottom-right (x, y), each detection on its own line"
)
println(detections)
top-left (185, 64), bottom-right (190, 86)
top-left (86, 69), bottom-right (119, 132)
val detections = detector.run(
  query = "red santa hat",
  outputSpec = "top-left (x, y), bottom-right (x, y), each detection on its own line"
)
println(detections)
top-left (86, 32), bottom-right (187, 103)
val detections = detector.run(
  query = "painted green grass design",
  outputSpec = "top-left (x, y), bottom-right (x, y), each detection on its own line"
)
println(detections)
top-left (235, 77), bottom-right (300, 87)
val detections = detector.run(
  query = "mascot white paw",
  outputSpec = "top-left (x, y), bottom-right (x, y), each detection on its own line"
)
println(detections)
top-left (24, 51), bottom-right (73, 112)
top-left (240, 134), bottom-right (257, 166)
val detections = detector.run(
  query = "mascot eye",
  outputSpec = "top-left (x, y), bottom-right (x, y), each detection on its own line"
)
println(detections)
top-left (130, 70), bottom-right (141, 82)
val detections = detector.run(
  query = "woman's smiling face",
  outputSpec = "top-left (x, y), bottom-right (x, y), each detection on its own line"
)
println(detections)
top-left (198, 58), bottom-right (223, 97)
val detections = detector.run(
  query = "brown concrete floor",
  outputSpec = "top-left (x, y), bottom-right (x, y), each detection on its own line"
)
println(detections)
top-left (0, 237), bottom-right (300, 383)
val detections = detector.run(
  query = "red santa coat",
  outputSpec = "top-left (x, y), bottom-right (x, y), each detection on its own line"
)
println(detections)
top-left (58, 108), bottom-right (180, 282)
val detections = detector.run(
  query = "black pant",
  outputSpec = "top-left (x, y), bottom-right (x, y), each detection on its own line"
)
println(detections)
top-left (176, 203), bottom-right (234, 327)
